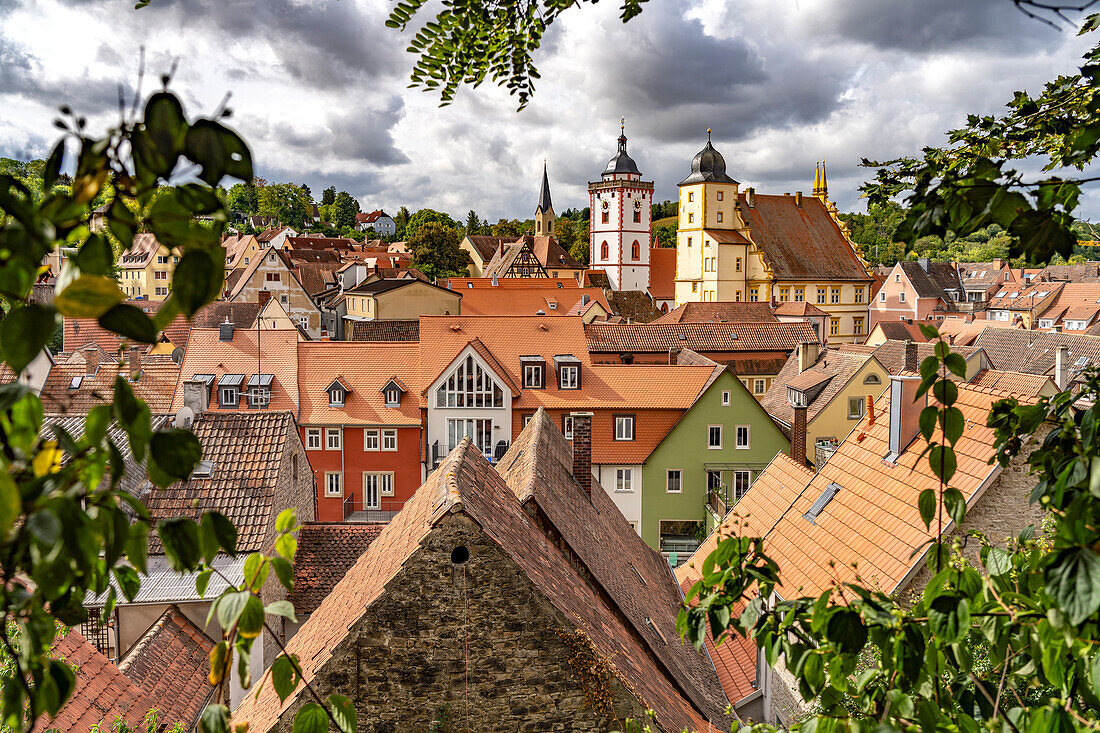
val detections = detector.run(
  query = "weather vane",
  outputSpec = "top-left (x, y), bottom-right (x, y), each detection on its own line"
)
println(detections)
top-left (620, 116), bottom-right (625, 134)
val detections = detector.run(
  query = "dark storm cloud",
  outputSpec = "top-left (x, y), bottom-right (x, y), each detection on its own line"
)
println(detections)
top-left (812, 0), bottom-right (1061, 52)
top-left (260, 96), bottom-right (408, 167)
top-left (0, 34), bottom-right (130, 116)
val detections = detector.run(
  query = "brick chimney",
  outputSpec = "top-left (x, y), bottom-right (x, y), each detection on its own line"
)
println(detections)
top-left (790, 404), bottom-right (808, 466)
top-left (904, 340), bottom-right (918, 373)
top-left (570, 411), bottom-right (593, 497)
top-left (797, 341), bottom-right (820, 374)
top-left (1055, 345), bottom-right (1069, 390)
top-left (258, 290), bottom-right (272, 307)
top-left (128, 346), bottom-right (142, 379)
top-left (84, 348), bottom-right (99, 376)
top-left (794, 191), bottom-right (803, 207)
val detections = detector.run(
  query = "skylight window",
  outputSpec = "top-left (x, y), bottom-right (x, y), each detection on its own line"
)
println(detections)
top-left (804, 482), bottom-right (842, 524)
top-left (1008, 292), bottom-right (1019, 299)
top-left (995, 291), bottom-right (1007, 297)
top-left (68, 376), bottom-right (83, 390)
top-left (1036, 291), bottom-right (1049, 297)
top-left (192, 460), bottom-right (214, 478)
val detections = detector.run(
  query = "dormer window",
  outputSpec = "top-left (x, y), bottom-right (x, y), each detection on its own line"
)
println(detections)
top-left (520, 356), bottom-right (545, 389)
top-left (326, 377), bottom-right (352, 407)
top-left (788, 387), bottom-right (806, 407)
top-left (554, 355), bottom-right (581, 390)
top-left (218, 374), bottom-right (245, 408)
top-left (381, 378), bottom-right (407, 407)
top-left (246, 374), bottom-right (273, 409)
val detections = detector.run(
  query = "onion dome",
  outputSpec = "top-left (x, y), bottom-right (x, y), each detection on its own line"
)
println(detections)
top-left (678, 128), bottom-right (738, 186)
top-left (603, 118), bottom-right (641, 176)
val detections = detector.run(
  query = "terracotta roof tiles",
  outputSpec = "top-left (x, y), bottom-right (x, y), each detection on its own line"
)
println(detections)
top-left (654, 302), bottom-right (778, 324)
top-left (298, 342), bottom-right (422, 426)
top-left (586, 321), bottom-right (817, 353)
top-left (289, 523), bottom-right (386, 614)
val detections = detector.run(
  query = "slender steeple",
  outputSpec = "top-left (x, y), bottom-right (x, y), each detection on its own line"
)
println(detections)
top-left (813, 160), bottom-right (828, 200)
top-left (534, 160), bottom-right (555, 236)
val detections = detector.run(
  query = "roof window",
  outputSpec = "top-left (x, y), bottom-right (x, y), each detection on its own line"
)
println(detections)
top-left (192, 460), bottom-right (214, 478)
top-left (68, 376), bottom-right (83, 390)
top-left (804, 482), bottom-right (842, 524)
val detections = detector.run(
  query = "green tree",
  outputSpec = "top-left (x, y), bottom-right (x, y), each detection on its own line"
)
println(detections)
top-left (332, 191), bottom-right (360, 229)
top-left (404, 208), bottom-right (458, 240)
top-left (555, 217), bottom-right (576, 252)
top-left (652, 224), bottom-right (675, 248)
top-left (465, 209), bottom-right (482, 234)
top-left (321, 186), bottom-right (336, 207)
top-left (838, 200), bottom-right (907, 264)
top-left (394, 206), bottom-right (411, 239)
top-left (257, 183), bottom-right (312, 230)
top-left (570, 225), bottom-right (590, 266)
top-left (490, 218), bottom-right (527, 237)
top-left (407, 221), bottom-right (469, 279)
top-left (226, 181), bottom-right (259, 214)
top-left (0, 90), bottom-right (351, 733)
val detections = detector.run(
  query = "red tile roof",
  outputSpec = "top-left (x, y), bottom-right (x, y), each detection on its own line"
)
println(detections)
top-left (41, 350), bottom-right (179, 415)
top-left (457, 286), bottom-right (609, 317)
top-left (289, 523), bottom-right (385, 613)
top-left (654, 302), bottom-right (778, 324)
top-left (649, 247), bottom-right (677, 300)
top-left (117, 605), bottom-right (215, 730)
top-left (297, 342), bottom-right (422, 426)
top-left (585, 321), bottom-right (818, 353)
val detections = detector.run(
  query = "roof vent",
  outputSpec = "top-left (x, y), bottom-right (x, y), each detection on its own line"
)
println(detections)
top-left (536, 309), bottom-right (546, 315)
top-left (678, 333), bottom-right (686, 340)
top-left (804, 482), bottom-right (841, 524)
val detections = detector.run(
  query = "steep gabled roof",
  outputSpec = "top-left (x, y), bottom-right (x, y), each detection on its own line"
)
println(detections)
top-left (972, 329), bottom-right (1100, 381)
top-left (41, 354), bottom-right (180, 415)
top-left (117, 605), bottom-right (215, 731)
top-left (289, 523), bottom-right (385, 614)
top-left (761, 349), bottom-right (880, 426)
top-left (298, 342), bottom-right (422, 426)
top-left (739, 194), bottom-right (870, 282)
top-left (234, 424), bottom-right (729, 733)
top-left (649, 247), bottom-right (676, 300)
top-left (898, 260), bottom-right (963, 300)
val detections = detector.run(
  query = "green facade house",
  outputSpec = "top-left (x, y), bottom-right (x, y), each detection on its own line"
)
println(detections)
top-left (640, 369), bottom-right (790, 561)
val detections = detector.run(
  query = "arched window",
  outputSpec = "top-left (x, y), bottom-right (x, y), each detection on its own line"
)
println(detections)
top-left (631, 240), bottom-right (640, 260)
top-left (601, 241), bottom-right (609, 260)
top-left (863, 373), bottom-right (881, 385)
top-left (436, 355), bottom-right (504, 408)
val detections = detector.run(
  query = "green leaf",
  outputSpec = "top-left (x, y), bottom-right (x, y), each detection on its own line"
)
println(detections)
top-left (113, 565), bottom-right (141, 601)
top-left (158, 517), bottom-right (203, 571)
top-left (986, 547), bottom-right (1012, 576)
top-left (184, 120), bottom-right (254, 186)
top-left (942, 486), bottom-right (966, 525)
top-left (329, 693), bottom-right (356, 733)
top-left (271, 556), bottom-right (294, 591)
top-left (72, 234), bottom-right (113, 276)
top-left (43, 140), bottom-right (64, 190)
top-left (918, 488), bottom-right (936, 529)
top-left (208, 511), bottom-right (237, 555)
top-left (275, 532), bottom-right (297, 561)
top-left (930, 445), bottom-right (957, 485)
top-left (919, 406), bottom-right (938, 442)
top-left (53, 275), bottom-right (124, 318)
top-left (1, 304), bottom-right (56, 373)
top-left (170, 250), bottom-right (224, 316)
top-left (143, 91), bottom-right (188, 174)
top-left (944, 352), bottom-right (967, 378)
top-left (238, 595), bottom-right (265, 639)
top-left (265, 600), bottom-right (298, 623)
top-left (276, 507), bottom-right (297, 533)
top-left (826, 608), bottom-right (867, 654)
top-left (216, 589), bottom-right (251, 630)
top-left (928, 594), bottom-right (970, 643)
top-left (199, 703), bottom-right (230, 733)
top-left (196, 568), bottom-right (213, 598)
top-left (1046, 546), bottom-right (1100, 625)
top-left (150, 428), bottom-right (203, 480)
top-left (243, 552), bottom-right (270, 591)
top-left (97, 303), bottom-right (159, 344)
top-left (271, 654), bottom-right (301, 702)
top-left (293, 703), bottom-right (329, 733)
top-left (940, 406), bottom-right (964, 445)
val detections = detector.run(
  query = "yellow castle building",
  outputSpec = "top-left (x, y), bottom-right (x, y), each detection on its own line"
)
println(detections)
top-left (673, 134), bottom-right (873, 343)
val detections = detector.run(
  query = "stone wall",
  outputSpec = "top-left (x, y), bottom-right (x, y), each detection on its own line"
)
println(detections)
top-left (266, 513), bottom-right (652, 732)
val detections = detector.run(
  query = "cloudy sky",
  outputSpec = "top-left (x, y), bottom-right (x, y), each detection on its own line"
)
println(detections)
top-left (0, 0), bottom-right (1095, 220)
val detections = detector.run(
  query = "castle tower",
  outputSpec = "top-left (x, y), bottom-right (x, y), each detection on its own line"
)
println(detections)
top-left (535, 161), bottom-right (555, 236)
top-left (588, 118), bottom-right (653, 291)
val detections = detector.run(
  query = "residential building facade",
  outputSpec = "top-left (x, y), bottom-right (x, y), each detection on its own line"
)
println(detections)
top-left (118, 233), bottom-right (179, 300)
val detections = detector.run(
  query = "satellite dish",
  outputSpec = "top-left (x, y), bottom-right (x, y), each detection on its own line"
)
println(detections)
top-left (174, 406), bottom-right (194, 429)
top-left (170, 347), bottom-right (185, 364)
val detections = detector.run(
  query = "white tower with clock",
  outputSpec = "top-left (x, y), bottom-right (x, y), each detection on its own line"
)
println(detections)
top-left (588, 119), bottom-right (653, 291)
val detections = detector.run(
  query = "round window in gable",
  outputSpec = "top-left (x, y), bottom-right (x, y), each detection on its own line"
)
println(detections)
top-left (450, 546), bottom-right (470, 565)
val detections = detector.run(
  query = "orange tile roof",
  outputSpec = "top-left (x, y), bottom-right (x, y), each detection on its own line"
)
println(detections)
top-left (442, 277), bottom-right (581, 289)
top-left (170, 325), bottom-right (301, 412)
top-left (649, 247), bottom-right (677, 300)
top-left (654, 302), bottom-right (778, 324)
top-left (968, 369), bottom-right (1055, 398)
top-left (289, 523), bottom-right (385, 613)
top-left (457, 286), bottom-right (610, 317)
top-left (44, 630), bottom-right (158, 731)
top-left (116, 605), bottom-right (215, 730)
top-left (297, 341), bottom-right (422, 426)
top-left (41, 351), bottom-right (179, 415)
top-left (235, 426), bottom-right (728, 733)
top-left (586, 321), bottom-right (817, 353)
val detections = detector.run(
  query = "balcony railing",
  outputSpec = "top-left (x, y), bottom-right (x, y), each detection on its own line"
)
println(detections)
top-left (342, 496), bottom-right (405, 523)
top-left (706, 485), bottom-right (730, 518)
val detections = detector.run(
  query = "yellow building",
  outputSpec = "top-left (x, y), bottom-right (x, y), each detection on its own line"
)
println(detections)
top-left (342, 278), bottom-right (462, 324)
top-left (118, 233), bottom-right (179, 301)
top-left (673, 138), bottom-right (872, 343)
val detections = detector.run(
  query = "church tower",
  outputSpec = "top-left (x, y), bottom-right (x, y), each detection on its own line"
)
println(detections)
top-left (535, 162), bottom-right (555, 236)
top-left (588, 119), bottom-right (653, 291)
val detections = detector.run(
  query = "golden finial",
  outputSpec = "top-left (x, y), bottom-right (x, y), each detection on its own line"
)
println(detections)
top-left (620, 116), bottom-right (625, 134)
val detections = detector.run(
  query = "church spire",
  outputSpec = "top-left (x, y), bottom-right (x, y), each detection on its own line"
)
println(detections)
top-left (813, 160), bottom-right (828, 200)
top-left (534, 160), bottom-right (555, 236)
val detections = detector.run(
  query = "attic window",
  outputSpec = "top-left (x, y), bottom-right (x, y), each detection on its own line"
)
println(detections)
top-left (247, 374), bottom-right (273, 409)
top-left (218, 374), bottom-right (245, 408)
top-left (384, 388), bottom-right (401, 406)
top-left (68, 376), bottom-right (83, 390)
top-left (1036, 291), bottom-right (1050, 297)
top-left (548, 302), bottom-right (558, 310)
top-left (804, 482), bottom-right (842, 524)
top-left (788, 387), bottom-right (807, 407)
top-left (192, 460), bottom-right (214, 478)
top-left (330, 388), bottom-right (345, 406)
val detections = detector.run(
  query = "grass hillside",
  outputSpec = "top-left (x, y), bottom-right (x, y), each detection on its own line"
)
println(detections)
top-left (652, 216), bottom-right (678, 229)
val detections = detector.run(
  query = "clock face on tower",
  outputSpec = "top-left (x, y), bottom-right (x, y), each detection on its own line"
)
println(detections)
top-left (601, 200), bottom-right (609, 210)
top-left (633, 199), bottom-right (642, 210)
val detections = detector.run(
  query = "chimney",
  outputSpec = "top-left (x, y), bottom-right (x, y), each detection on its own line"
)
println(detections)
top-left (993, 258), bottom-right (1005, 270)
top-left (904, 340), bottom-right (918, 373)
top-left (128, 346), bottom-right (142, 379)
top-left (258, 290), bottom-right (271, 307)
top-left (570, 412), bottom-right (593, 497)
top-left (746, 187), bottom-right (755, 208)
top-left (797, 341), bottom-right (820, 374)
top-left (219, 319), bottom-right (235, 341)
top-left (1055, 345), bottom-right (1069, 390)
top-left (918, 257), bottom-right (931, 273)
top-left (84, 348), bottom-right (99, 376)
top-left (790, 404), bottom-right (808, 466)
top-left (183, 379), bottom-right (210, 415)
top-left (866, 395), bottom-right (875, 426)
top-left (887, 374), bottom-right (925, 460)
top-left (794, 191), bottom-right (803, 207)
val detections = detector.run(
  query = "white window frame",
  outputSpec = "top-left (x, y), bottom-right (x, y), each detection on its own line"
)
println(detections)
top-left (708, 425), bottom-right (722, 450)
top-left (614, 415), bottom-right (635, 441)
top-left (735, 425), bottom-right (750, 449)
top-left (733, 470), bottom-right (752, 500)
top-left (666, 469), bottom-right (682, 494)
top-left (562, 415), bottom-right (574, 440)
top-left (382, 429), bottom-right (397, 451)
top-left (899, 291), bottom-right (906, 303)
top-left (219, 386), bottom-right (238, 408)
top-left (721, 390), bottom-right (731, 406)
top-left (305, 428), bottom-right (322, 450)
top-left (754, 379), bottom-right (766, 395)
top-left (848, 396), bottom-right (866, 419)
top-left (364, 428), bottom-right (379, 451)
top-left (324, 472), bottom-right (342, 497)
top-left (615, 468), bottom-right (634, 493)
top-left (384, 388), bottom-right (400, 406)
top-left (560, 365), bottom-right (579, 389)
top-left (363, 471), bottom-right (395, 501)
top-left (329, 388), bottom-right (344, 407)
top-left (326, 428), bottom-right (342, 450)
top-left (523, 364), bottom-right (544, 388)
